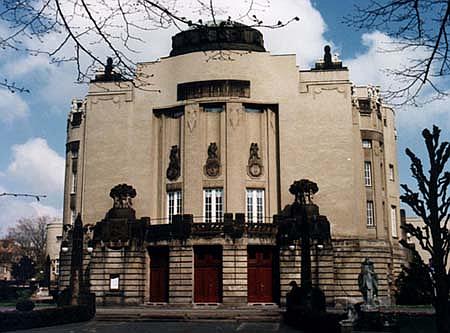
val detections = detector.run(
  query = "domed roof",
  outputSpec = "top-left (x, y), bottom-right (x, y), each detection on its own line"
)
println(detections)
top-left (170, 21), bottom-right (266, 57)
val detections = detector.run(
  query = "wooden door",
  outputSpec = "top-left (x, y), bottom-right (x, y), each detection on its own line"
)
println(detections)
top-left (149, 247), bottom-right (169, 302)
top-left (194, 246), bottom-right (222, 303)
top-left (248, 246), bottom-right (273, 303)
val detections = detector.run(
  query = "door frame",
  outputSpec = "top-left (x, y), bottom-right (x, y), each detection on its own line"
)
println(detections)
top-left (148, 246), bottom-right (170, 303)
top-left (247, 245), bottom-right (279, 304)
top-left (193, 245), bottom-right (222, 303)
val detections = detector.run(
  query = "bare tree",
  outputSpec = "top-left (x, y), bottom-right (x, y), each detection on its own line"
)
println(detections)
top-left (7, 216), bottom-right (51, 268)
top-left (400, 125), bottom-right (450, 333)
top-left (346, 1), bottom-right (450, 106)
top-left (0, 0), bottom-right (298, 92)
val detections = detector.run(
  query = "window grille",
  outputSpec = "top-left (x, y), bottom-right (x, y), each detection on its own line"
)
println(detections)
top-left (246, 189), bottom-right (265, 223)
top-left (203, 188), bottom-right (223, 223)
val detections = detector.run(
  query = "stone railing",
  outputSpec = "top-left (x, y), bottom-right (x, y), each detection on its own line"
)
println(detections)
top-left (144, 214), bottom-right (279, 242)
top-left (245, 223), bottom-right (278, 238)
top-left (191, 222), bottom-right (224, 237)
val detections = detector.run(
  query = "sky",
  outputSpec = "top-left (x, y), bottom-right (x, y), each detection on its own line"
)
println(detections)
top-left (0, 0), bottom-right (448, 233)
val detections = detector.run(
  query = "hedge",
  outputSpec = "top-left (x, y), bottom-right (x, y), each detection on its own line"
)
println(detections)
top-left (0, 304), bottom-right (94, 332)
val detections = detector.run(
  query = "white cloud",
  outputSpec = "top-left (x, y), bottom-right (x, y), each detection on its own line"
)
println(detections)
top-left (3, 55), bottom-right (52, 78)
top-left (0, 0), bottom-right (329, 117)
top-left (0, 194), bottom-right (61, 235)
top-left (2, 0), bottom-right (328, 83)
top-left (28, 201), bottom-right (62, 218)
top-left (7, 138), bottom-right (65, 194)
top-left (346, 32), bottom-right (407, 89)
top-left (345, 31), bottom-right (450, 132)
top-left (0, 88), bottom-right (29, 123)
top-left (250, 0), bottom-right (330, 67)
top-left (397, 98), bottom-right (450, 134)
top-left (168, 0), bottom-right (330, 67)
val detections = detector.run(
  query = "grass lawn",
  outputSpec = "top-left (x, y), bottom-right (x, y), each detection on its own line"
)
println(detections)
top-left (0, 301), bottom-right (16, 307)
top-left (0, 301), bottom-right (56, 308)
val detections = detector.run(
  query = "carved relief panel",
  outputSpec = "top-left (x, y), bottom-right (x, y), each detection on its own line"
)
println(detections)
top-left (204, 142), bottom-right (221, 178)
top-left (166, 145), bottom-right (181, 181)
top-left (247, 142), bottom-right (263, 178)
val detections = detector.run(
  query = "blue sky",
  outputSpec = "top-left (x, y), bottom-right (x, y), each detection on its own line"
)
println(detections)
top-left (0, 0), bottom-right (448, 233)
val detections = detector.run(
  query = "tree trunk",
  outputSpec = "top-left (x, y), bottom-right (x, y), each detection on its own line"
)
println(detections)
top-left (434, 269), bottom-right (449, 333)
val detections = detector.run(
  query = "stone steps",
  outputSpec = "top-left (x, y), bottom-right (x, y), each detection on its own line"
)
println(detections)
top-left (95, 306), bottom-right (282, 322)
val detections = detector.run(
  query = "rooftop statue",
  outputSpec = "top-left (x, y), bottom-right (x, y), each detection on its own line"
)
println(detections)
top-left (92, 57), bottom-right (124, 82)
top-left (313, 45), bottom-right (345, 70)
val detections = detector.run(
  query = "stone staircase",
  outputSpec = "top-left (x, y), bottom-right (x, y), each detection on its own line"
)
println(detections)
top-left (95, 305), bottom-right (282, 322)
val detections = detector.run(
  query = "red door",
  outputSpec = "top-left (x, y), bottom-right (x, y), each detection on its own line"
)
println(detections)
top-left (149, 247), bottom-right (169, 302)
top-left (248, 246), bottom-right (273, 303)
top-left (194, 246), bottom-right (222, 303)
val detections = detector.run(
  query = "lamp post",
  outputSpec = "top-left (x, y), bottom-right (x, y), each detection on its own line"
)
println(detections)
top-left (69, 214), bottom-right (84, 305)
top-left (276, 179), bottom-right (331, 314)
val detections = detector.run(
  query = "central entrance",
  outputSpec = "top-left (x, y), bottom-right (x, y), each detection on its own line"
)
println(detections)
top-left (149, 247), bottom-right (169, 303)
top-left (248, 246), bottom-right (274, 303)
top-left (194, 246), bottom-right (222, 303)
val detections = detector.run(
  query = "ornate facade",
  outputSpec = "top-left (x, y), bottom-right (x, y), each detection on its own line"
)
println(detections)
top-left (59, 23), bottom-right (406, 306)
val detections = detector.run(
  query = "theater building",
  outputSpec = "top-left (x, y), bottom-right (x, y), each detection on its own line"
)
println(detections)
top-left (59, 22), bottom-right (406, 306)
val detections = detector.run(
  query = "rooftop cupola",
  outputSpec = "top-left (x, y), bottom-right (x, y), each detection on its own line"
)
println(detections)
top-left (170, 21), bottom-right (266, 57)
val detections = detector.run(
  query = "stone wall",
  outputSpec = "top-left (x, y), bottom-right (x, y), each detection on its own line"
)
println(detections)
top-left (168, 245), bottom-right (192, 305)
top-left (78, 237), bottom-right (406, 306)
top-left (332, 239), bottom-right (404, 304)
top-left (222, 243), bottom-right (247, 305)
top-left (58, 245), bottom-right (71, 290)
top-left (89, 244), bottom-right (146, 305)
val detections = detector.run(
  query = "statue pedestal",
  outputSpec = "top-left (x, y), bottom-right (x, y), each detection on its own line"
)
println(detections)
top-left (339, 319), bottom-right (354, 333)
top-left (354, 304), bottom-right (397, 332)
top-left (285, 286), bottom-right (326, 330)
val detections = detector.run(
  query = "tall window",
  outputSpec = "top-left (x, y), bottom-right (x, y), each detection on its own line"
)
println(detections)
top-left (167, 190), bottom-right (182, 223)
top-left (71, 170), bottom-right (77, 194)
top-left (362, 139), bottom-right (372, 149)
top-left (70, 209), bottom-right (76, 224)
top-left (389, 164), bottom-right (395, 181)
top-left (364, 161), bottom-right (372, 186)
top-left (203, 188), bottom-right (223, 223)
top-left (366, 201), bottom-right (374, 227)
top-left (71, 150), bottom-right (78, 194)
top-left (391, 206), bottom-right (398, 237)
top-left (246, 189), bottom-right (265, 223)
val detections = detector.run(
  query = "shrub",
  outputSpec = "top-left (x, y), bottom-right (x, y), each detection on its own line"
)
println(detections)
top-left (56, 288), bottom-right (72, 307)
top-left (395, 252), bottom-right (434, 305)
top-left (0, 281), bottom-right (17, 301)
top-left (15, 299), bottom-right (35, 312)
top-left (0, 304), bottom-right (95, 332)
top-left (16, 289), bottom-right (33, 300)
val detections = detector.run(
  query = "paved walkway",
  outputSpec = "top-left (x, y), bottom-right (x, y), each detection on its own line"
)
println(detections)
top-left (14, 320), bottom-right (300, 333)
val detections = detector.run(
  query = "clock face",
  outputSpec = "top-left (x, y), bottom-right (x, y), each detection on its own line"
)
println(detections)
top-left (249, 163), bottom-right (262, 177)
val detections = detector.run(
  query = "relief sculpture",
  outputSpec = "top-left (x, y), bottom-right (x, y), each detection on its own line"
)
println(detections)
top-left (247, 142), bottom-right (263, 177)
top-left (166, 145), bottom-right (181, 181)
top-left (204, 142), bottom-right (221, 177)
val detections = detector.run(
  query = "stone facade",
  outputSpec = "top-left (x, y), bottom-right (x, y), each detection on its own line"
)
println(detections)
top-left (404, 215), bottom-right (450, 271)
top-left (59, 24), bottom-right (407, 307)
top-left (45, 220), bottom-right (63, 284)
